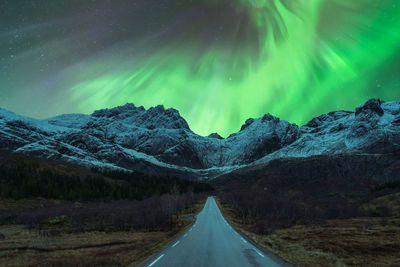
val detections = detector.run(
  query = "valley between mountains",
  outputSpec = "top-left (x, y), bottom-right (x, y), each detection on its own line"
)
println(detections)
top-left (0, 98), bottom-right (399, 266)
top-left (1, 98), bottom-right (399, 182)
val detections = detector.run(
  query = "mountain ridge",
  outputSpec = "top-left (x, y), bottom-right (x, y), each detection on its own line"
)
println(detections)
top-left (0, 98), bottom-right (399, 180)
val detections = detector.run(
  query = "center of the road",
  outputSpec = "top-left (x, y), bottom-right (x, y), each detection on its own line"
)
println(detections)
top-left (141, 197), bottom-right (282, 267)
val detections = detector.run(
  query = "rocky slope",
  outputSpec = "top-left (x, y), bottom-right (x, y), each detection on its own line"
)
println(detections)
top-left (0, 99), bottom-right (399, 180)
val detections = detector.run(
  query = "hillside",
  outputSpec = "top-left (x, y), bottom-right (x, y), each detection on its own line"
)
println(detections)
top-left (0, 99), bottom-right (399, 180)
top-left (0, 151), bottom-right (212, 201)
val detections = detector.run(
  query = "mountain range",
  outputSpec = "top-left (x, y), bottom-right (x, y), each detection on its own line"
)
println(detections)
top-left (1, 98), bottom-right (399, 181)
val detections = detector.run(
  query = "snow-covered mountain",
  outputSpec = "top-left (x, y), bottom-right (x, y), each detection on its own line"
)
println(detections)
top-left (253, 99), bottom-right (400, 164)
top-left (0, 99), bottom-right (399, 180)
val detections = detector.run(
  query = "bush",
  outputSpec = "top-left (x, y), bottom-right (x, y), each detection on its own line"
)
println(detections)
top-left (218, 190), bottom-right (360, 234)
top-left (1, 193), bottom-right (207, 232)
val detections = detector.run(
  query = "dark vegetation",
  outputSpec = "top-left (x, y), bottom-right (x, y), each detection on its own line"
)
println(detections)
top-left (0, 193), bottom-right (206, 232)
top-left (218, 190), bottom-right (359, 234)
top-left (0, 152), bottom-right (212, 201)
top-left (216, 155), bottom-right (400, 234)
top-left (372, 180), bottom-right (400, 193)
top-left (0, 151), bottom-right (212, 232)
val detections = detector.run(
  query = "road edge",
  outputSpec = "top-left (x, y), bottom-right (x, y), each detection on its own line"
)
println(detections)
top-left (134, 197), bottom-right (208, 267)
top-left (214, 196), bottom-right (295, 267)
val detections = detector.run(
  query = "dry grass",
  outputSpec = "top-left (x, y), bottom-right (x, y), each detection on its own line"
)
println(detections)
top-left (362, 192), bottom-right (400, 217)
top-left (0, 198), bottom-right (65, 211)
top-left (216, 197), bottom-right (400, 267)
top-left (0, 225), bottom-right (169, 267)
top-left (0, 197), bottom-right (207, 267)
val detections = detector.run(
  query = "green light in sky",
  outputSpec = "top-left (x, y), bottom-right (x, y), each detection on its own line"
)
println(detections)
top-left (68, 0), bottom-right (400, 136)
top-left (1, 0), bottom-right (399, 137)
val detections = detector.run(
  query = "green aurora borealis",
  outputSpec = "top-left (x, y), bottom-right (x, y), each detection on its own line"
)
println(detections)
top-left (1, 0), bottom-right (399, 137)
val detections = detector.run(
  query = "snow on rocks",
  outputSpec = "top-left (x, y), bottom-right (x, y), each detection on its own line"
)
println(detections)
top-left (0, 99), bottom-right (399, 179)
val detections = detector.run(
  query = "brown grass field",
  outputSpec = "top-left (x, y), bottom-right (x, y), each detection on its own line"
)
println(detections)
top-left (217, 193), bottom-right (400, 267)
top-left (0, 198), bottom-right (207, 267)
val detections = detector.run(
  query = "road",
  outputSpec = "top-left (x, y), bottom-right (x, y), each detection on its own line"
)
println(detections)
top-left (138, 197), bottom-right (288, 267)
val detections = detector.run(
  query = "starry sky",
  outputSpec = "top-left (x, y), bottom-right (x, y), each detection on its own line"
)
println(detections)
top-left (1, 0), bottom-right (399, 137)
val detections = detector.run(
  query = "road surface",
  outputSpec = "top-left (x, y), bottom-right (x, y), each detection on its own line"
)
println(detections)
top-left (138, 197), bottom-right (288, 267)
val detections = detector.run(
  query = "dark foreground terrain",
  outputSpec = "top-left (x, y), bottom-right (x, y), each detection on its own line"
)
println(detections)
top-left (214, 155), bottom-right (400, 266)
top-left (0, 152), bottom-right (211, 266)
top-left (0, 198), bottom-right (207, 266)
top-left (1, 149), bottom-right (400, 266)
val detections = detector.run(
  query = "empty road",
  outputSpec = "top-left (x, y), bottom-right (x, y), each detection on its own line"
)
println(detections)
top-left (138, 197), bottom-right (287, 267)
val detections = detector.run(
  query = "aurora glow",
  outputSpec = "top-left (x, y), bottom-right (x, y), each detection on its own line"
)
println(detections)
top-left (1, 0), bottom-right (399, 137)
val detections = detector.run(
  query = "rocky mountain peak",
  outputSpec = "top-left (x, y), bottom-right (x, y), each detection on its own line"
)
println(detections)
top-left (0, 98), bottom-right (398, 180)
top-left (261, 113), bottom-right (276, 122)
top-left (91, 103), bottom-right (140, 118)
top-left (355, 98), bottom-right (384, 116)
top-left (239, 113), bottom-right (283, 132)
top-left (208, 133), bottom-right (224, 139)
top-left (240, 118), bottom-right (255, 131)
top-left (141, 105), bottom-right (190, 130)
top-left (91, 103), bottom-right (190, 130)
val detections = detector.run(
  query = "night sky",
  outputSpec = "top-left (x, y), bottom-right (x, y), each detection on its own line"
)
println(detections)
top-left (1, 0), bottom-right (399, 137)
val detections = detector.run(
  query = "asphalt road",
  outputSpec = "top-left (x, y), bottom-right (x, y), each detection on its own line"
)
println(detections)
top-left (138, 197), bottom-right (287, 267)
